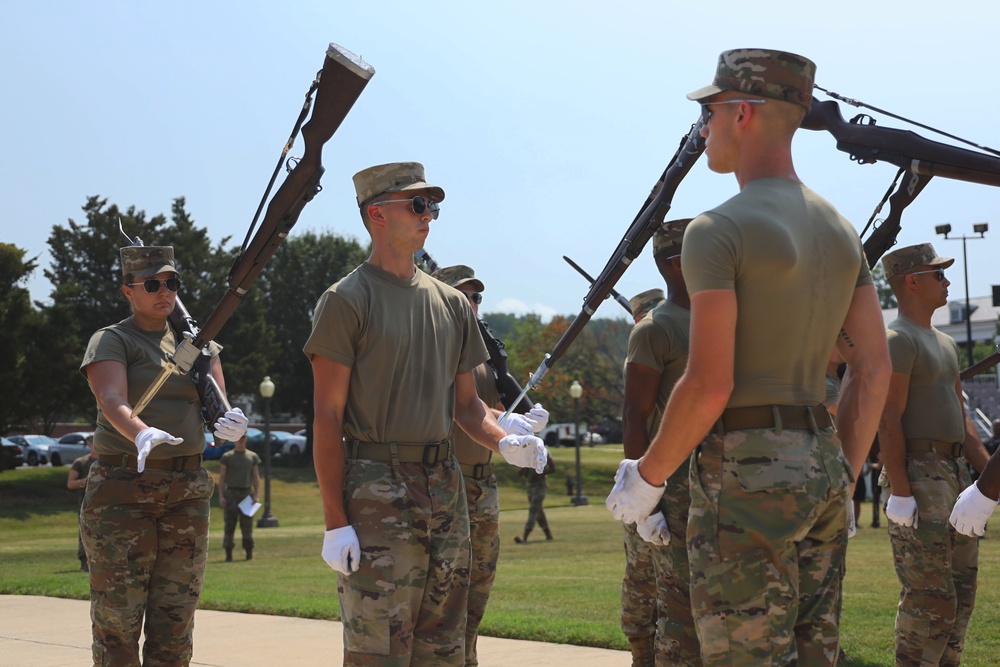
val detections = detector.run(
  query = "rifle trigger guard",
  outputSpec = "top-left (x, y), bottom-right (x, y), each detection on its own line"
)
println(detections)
top-left (849, 113), bottom-right (876, 126)
top-left (286, 156), bottom-right (301, 173)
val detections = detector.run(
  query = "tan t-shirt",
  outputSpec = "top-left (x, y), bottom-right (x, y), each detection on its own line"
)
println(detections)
top-left (454, 362), bottom-right (499, 466)
top-left (681, 178), bottom-right (872, 407)
top-left (81, 317), bottom-right (219, 457)
top-left (886, 316), bottom-right (965, 442)
top-left (220, 449), bottom-right (260, 488)
top-left (303, 262), bottom-right (489, 442)
top-left (625, 299), bottom-right (691, 438)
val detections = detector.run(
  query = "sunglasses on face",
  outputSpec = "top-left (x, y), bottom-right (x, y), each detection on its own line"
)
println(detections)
top-left (908, 268), bottom-right (946, 282)
top-left (465, 291), bottom-right (483, 305)
top-left (370, 195), bottom-right (441, 220)
top-left (699, 98), bottom-right (767, 124)
top-left (128, 277), bottom-right (181, 293)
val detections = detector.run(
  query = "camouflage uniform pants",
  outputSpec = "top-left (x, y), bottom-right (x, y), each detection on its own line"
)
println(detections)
top-left (339, 457), bottom-right (471, 666)
top-left (621, 521), bottom-right (657, 646)
top-left (687, 427), bottom-right (850, 667)
top-left (222, 486), bottom-right (255, 550)
top-left (884, 453), bottom-right (978, 666)
top-left (524, 477), bottom-right (548, 532)
top-left (463, 474), bottom-right (500, 667)
top-left (80, 463), bottom-right (214, 667)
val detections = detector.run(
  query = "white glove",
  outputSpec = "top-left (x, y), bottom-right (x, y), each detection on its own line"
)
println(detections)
top-left (499, 434), bottom-right (548, 473)
top-left (949, 483), bottom-right (998, 537)
top-left (636, 511), bottom-right (670, 546)
top-left (847, 502), bottom-right (857, 539)
top-left (322, 526), bottom-right (361, 575)
top-left (527, 403), bottom-right (549, 433)
top-left (885, 494), bottom-right (919, 528)
top-left (498, 412), bottom-right (535, 437)
top-left (606, 459), bottom-right (665, 525)
top-left (134, 427), bottom-right (183, 473)
top-left (214, 407), bottom-right (249, 442)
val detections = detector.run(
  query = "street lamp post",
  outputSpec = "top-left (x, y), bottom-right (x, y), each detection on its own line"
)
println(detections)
top-left (257, 376), bottom-right (279, 528)
top-left (569, 380), bottom-right (588, 506)
top-left (937, 223), bottom-right (988, 367)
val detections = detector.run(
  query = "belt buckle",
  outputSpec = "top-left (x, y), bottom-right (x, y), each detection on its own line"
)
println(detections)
top-left (422, 443), bottom-right (441, 465)
top-left (172, 456), bottom-right (186, 472)
top-left (472, 463), bottom-right (486, 478)
top-left (951, 442), bottom-right (963, 458)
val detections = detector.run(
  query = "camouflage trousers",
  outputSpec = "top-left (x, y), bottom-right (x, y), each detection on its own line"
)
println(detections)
top-left (463, 474), bottom-right (500, 667)
top-left (621, 522), bottom-right (657, 644)
top-left (80, 463), bottom-right (214, 667)
top-left (687, 427), bottom-right (850, 667)
top-left (524, 477), bottom-right (548, 532)
top-left (884, 452), bottom-right (978, 666)
top-left (222, 487), bottom-right (255, 550)
top-left (339, 457), bottom-right (471, 666)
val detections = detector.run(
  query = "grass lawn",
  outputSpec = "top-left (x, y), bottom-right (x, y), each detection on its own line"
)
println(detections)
top-left (2, 445), bottom-right (999, 665)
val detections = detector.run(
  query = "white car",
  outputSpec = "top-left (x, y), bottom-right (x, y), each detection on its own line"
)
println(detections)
top-left (51, 432), bottom-right (95, 466)
top-left (7, 435), bottom-right (58, 466)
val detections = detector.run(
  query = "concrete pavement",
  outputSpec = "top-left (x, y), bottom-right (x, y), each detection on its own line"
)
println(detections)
top-left (1, 595), bottom-right (629, 666)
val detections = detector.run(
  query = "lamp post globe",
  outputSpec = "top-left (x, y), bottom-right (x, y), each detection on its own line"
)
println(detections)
top-left (257, 376), bottom-right (279, 528)
top-left (569, 380), bottom-right (588, 506)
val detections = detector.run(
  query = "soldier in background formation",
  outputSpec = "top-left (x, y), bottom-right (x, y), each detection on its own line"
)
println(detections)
top-left (514, 453), bottom-right (556, 544)
top-left (218, 433), bottom-right (261, 562)
top-left (607, 48), bottom-right (891, 666)
top-left (628, 288), bottom-right (664, 323)
top-left (66, 434), bottom-right (96, 572)
top-left (879, 243), bottom-right (989, 665)
top-left (431, 263), bottom-right (549, 666)
top-left (306, 162), bottom-right (548, 666)
top-left (619, 219), bottom-right (700, 666)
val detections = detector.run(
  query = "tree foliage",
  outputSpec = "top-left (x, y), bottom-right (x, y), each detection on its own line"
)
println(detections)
top-left (0, 244), bottom-right (37, 434)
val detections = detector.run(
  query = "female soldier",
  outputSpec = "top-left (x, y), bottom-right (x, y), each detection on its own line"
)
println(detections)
top-left (80, 245), bottom-right (247, 666)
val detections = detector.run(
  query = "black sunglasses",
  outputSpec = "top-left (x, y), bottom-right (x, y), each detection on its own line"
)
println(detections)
top-left (908, 268), bottom-right (946, 282)
top-left (370, 195), bottom-right (440, 220)
top-left (465, 291), bottom-right (483, 305)
top-left (128, 277), bottom-right (181, 293)
top-left (700, 99), bottom-right (767, 124)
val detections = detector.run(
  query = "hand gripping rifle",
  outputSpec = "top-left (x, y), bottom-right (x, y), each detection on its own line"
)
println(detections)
top-left (415, 249), bottom-right (534, 413)
top-left (500, 120), bottom-right (706, 420)
top-left (802, 94), bottom-right (1000, 379)
top-left (131, 43), bottom-right (375, 419)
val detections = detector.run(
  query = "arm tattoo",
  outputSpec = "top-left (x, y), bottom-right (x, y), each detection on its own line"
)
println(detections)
top-left (839, 328), bottom-right (855, 349)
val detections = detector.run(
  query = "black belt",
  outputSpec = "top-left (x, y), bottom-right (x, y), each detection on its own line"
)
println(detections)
top-left (98, 453), bottom-right (203, 472)
top-left (716, 405), bottom-right (832, 433)
top-left (344, 439), bottom-right (453, 465)
top-left (460, 462), bottom-right (495, 479)
top-left (906, 439), bottom-right (964, 458)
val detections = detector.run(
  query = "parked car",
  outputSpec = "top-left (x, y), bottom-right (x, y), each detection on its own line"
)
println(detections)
top-left (7, 435), bottom-right (58, 466)
top-left (203, 430), bottom-right (235, 460)
top-left (2, 436), bottom-right (25, 469)
top-left (48, 431), bottom-right (95, 466)
top-left (272, 431), bottom-right (307, 456)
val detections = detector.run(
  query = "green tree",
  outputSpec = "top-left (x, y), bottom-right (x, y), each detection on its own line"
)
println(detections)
top-left (872, 264), bottom-right (897, 309)
top-left (0, 244), bottom-right (37, 436)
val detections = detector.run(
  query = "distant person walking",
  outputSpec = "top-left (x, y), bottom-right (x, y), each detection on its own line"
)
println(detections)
top-left (67, 435), bottom-right (96, 572)
top-left (514, 455), bottom-right (555, 544)
top-left (218, 433), bottom-right (261, 561)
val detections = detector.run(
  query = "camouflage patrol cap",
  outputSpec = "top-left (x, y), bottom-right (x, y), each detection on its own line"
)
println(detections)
top-left (653, 218), bottom-right (693, 258)
top-left (687, 49), bottom-right (816, 111)
top-left (119, 246), bottom-right (177, 280)
top-left (630, 289), bottom-right (665, 323)
top-left (881, 243), bottom-right (954, 281)
top-left (353, 162), bottom-right (445, 207)
top-left (431, 264), bottom-right (485, 292)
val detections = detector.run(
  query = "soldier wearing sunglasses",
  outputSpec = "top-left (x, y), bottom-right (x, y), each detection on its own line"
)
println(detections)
top-left (305, 162), bottom-right (549, 666)
top-left (79, 244), bottom-right (247, 664)
top-left (879, 243), bottom-right (990, 664)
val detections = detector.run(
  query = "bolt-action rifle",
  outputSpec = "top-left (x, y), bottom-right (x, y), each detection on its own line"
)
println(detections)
top-left (415, 249), bottom-right (534, 413)
top-left (131, 43), bottom-right (375, 419)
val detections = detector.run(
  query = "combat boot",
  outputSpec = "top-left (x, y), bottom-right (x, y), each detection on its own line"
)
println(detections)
top-left (514, 529), bottom-right (531, 544)
top-left (543, 527), bottom-right (553, 540)
top-left (225, 548), bottom-right (233, 562)
top-left (245, 547), bottom-right (253, 561)
top-left (627, 636), bottom-right (655, 667)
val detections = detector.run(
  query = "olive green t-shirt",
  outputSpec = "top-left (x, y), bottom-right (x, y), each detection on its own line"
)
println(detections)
top-left (886, 316), bottom-right (965, 442)
top-left (454, 362), bottom-right (499, 467)
top-left (625, 299), bottom-right (691, 438)
top-left (681, 178), bottom-right (872, 407)
top-left (81, 317), bottom-right (219, 458)
top-left (220, 449), bottom-right (261, 489)
top-left (303, 262), bottom-right (489, 443)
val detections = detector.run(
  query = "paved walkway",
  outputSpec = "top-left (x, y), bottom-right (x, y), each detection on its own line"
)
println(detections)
top-left (1, 595), bottom-right (629, 666)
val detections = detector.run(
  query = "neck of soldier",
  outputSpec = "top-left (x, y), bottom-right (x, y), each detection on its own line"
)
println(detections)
top-left (367, 238), bottom-right (420, 280)
top-left (130, 311), bottom-right (168, 332)
top-left (734, 132), bottom-right (799, 190)
top-left (666, 277), bottom-right (690, 310)
top-left (897, 294), bottom-right (935, 330)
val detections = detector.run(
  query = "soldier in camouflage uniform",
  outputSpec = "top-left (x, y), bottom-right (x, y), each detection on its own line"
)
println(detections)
top-left (431, 263), bottom-right (549, 666)
top-left (620, 219), bottom-right (700, 666)
top-left (67, 435), bottom-right (96, 571)
top-left (879, 243), bottom-right (989, 665)
top-left (80, 245), bottom-right (247, 666)
top-left (629, 288), bottom-right (665, 323)
top-left (305, 162), bottom-right (548, 667)
top-left (218, 433), bottom-right (261, 561)
top-left (607, 49), bottom-right (891, 666)
top-left (514, 455), bottom-right (555, 543)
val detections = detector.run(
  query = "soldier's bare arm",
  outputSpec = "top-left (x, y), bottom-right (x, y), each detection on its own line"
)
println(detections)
top-left (85, 360), bottom-right (150, 443)
top-left (878, 373), bottom-right (912, 497)
top-left (622, 363), bottom-right (660, 460)
top-left (833, 284), bottom-right (891, 479)
top-left (251, 461), bottom-right (261, 502)
top-left (311, 354), bottom-right (351, 530)
top-left (639, 289), bottom-right (735, 486)
top-left (453, 371), bottom-right (505, 453)
top-left (957, 378), bottom-right (990, 473)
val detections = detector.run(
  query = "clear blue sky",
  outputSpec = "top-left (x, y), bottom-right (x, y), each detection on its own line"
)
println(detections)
top-left (3, 1), bottom-right (998, 321)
